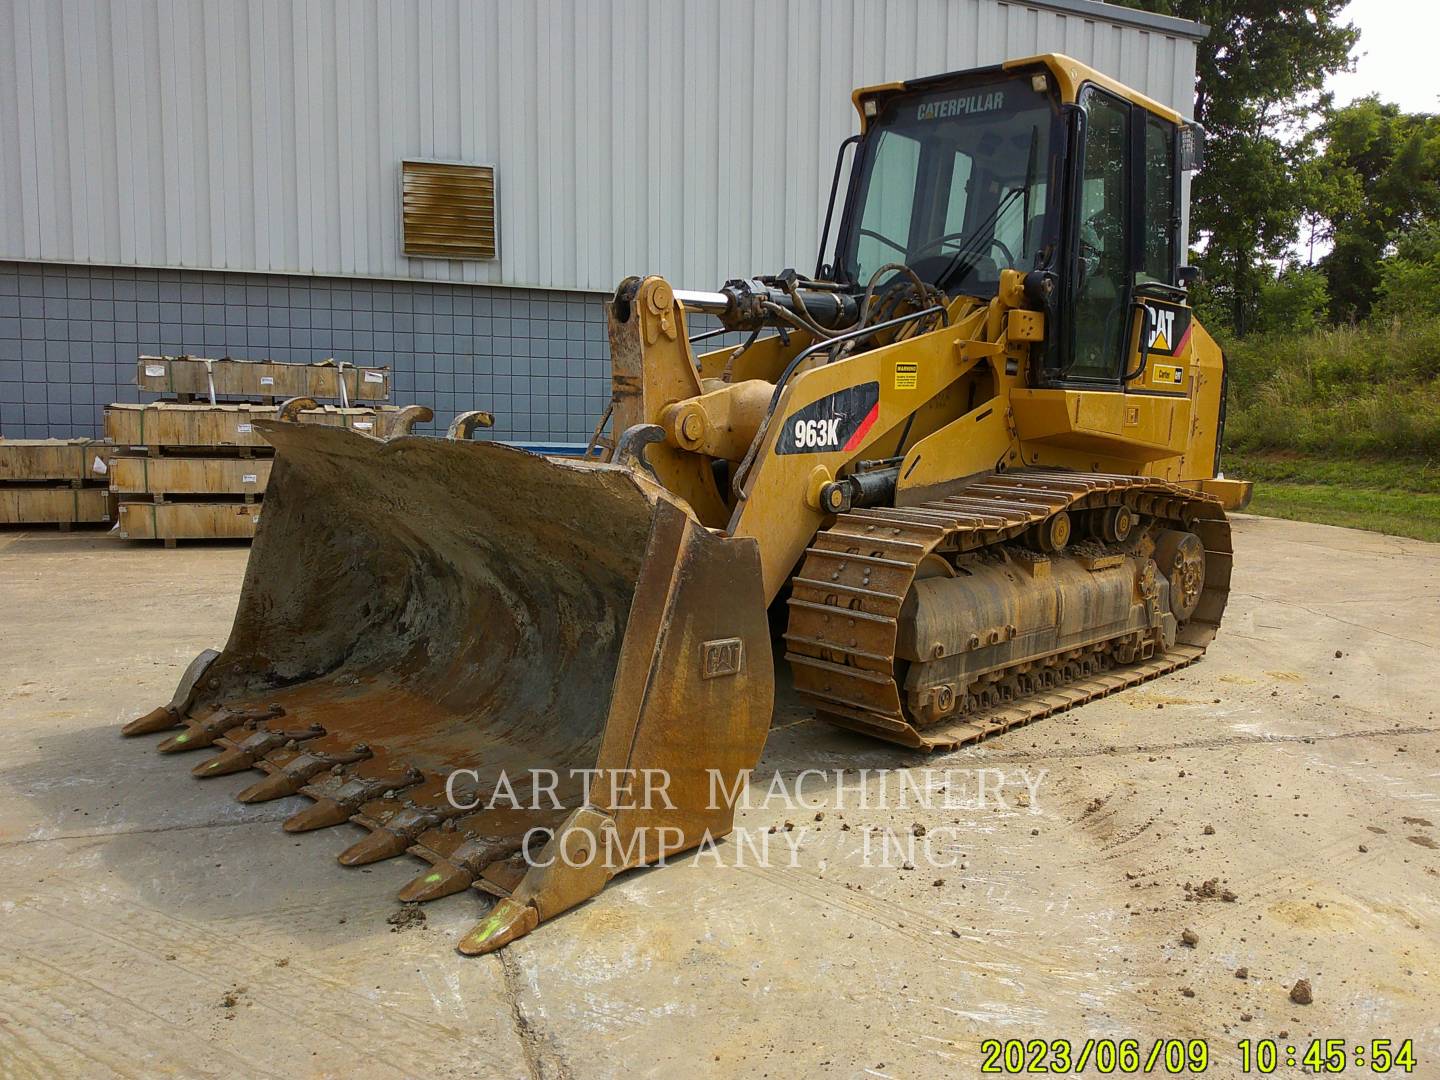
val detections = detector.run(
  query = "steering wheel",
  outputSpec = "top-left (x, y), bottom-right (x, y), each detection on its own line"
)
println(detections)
top-left (913, 236), bottom-right (1018, 289)
top-left (860, 229), bottom-right (1018, 287)
top-left (857, 228), bottom-right (908, 255)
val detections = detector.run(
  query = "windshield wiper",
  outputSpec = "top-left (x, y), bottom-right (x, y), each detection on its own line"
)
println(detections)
top-left (932, 186), bottom-right (1025, 291)
top-left (932, 124), bottom-right (1041, 293)
top-left (1020, 123), bottom-right (1038, 256)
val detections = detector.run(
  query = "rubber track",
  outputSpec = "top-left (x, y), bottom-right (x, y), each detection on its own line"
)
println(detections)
top-left (782, 469), bottom-right (1232, 751)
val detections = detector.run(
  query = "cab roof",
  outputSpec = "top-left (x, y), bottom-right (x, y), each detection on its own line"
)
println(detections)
top-left (851, 53), bottom-right (1185, 131)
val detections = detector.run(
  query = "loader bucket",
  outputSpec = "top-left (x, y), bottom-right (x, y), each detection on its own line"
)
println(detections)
top-left (123, 421), bottom-right (774, 953)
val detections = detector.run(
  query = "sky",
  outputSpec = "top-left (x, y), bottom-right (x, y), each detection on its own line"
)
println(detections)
top-left (1326, 0), bottom-right (1440, 113)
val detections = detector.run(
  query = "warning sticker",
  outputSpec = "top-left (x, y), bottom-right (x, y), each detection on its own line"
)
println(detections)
top-left (260, 375), bottom-right (275, 386)
top-left (1153, 364), bottom-right (1184, 386)
top-left (364, 370), bottom-right (385, 384)
top-left (144, 363), bottom-right (166, 377)
top-left (894, 362), bottom-right (919, 390)
top-left (242, 473), bottom-right (257, 484)
top-left (236, 423), bottom-right (253, 433)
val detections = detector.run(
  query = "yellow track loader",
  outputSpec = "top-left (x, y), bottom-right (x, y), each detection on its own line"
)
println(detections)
top-left (124, 54), bottom-right (1249, 954)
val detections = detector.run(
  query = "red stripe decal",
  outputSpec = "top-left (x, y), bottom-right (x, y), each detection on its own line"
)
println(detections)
top-left (1172, 323), bottom-right (1193, 356)
top-left (842, 403), bottom-right (880, 452)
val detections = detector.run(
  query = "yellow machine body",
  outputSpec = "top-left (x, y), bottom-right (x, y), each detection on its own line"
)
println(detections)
top-left (124, 54), bottom-right (1245, 953)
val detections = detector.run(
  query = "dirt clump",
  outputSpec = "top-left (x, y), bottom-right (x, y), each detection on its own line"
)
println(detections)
top-left (387, 904), bottom-right (427, 932)
top-left (1185, 878), bottom-right (1238, 902)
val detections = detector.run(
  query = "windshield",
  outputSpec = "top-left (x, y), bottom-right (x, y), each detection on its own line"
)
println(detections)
top-left (838, 74), bottom-right (1061, 296)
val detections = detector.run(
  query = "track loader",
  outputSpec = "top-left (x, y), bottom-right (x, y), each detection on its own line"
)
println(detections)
top-left (124, 54), bottom-right (1249, 954)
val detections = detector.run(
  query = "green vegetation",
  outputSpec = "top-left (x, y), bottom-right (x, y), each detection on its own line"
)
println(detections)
top-left (1221, 315), bottom-right (1440, 542)
top-left (1223, 316), bottom-right (1440, 458)
top-left (1223, 452), bottom-right (1440, 542)
top-left (1114, 3), bottom-right (1440, 540)
top-left (1240, 481), bottom-right (1440, 543)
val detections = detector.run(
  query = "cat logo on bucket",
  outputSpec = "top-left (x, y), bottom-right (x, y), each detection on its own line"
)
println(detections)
top-left (701, 638), bottom-right (744, 679)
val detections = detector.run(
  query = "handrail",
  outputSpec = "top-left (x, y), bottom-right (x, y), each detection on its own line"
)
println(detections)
top-left (815, 135), bottom-right (862, 278)
top-left (765, 304), bottom-right (947, 415)
top-left (1123, 301), bottom-right (1153, 383)
top-left (730, 304), bottom-right (947, 499)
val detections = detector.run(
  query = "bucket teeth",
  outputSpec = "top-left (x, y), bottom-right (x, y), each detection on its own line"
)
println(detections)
top-left (157, 704), bottom-right (285, 754)
top-left (122, 706), bottom-right (180, 737)
top-left (235, 743), bottom-right (372, 804)
top-left (457, 898), bottom-right (540, 956)
top-left (192, 723), bottom-right (326, 778)
top-left (286, 765), bottom-right (424, 833)
top-left (282, 798), bottom-right (353, 833)
top-left (397, 860), bottom-right (474, 903)
top-left (236, 770), bottom-right (307, 804)
top-left (156, 727), bottom-right (214, 754)
top-left (337, 828), bottom-right (411, 866)
top-left (192, 747), bottom-right (254, 777)
top-left (122, 649), bottom-right (222, 738)
top-left (337, 794), bottom-right (460, 866)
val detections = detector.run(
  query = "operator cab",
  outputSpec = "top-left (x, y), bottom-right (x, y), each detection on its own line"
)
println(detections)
top-left (836, 70), bottom-right (1062, 300)
top-left (828, 55), bottom-right (1202, 391)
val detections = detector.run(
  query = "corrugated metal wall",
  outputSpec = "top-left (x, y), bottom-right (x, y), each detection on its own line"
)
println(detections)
top-left (0, 0), bottom-right (1200, 293)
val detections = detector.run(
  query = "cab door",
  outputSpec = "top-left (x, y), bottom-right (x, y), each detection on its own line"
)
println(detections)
top-left (1059, 87), bottom-right (1185, 390)
top-left (1123, 112), bottom-right (1190, 395)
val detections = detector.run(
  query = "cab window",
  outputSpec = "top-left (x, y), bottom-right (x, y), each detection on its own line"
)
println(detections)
top-left (854, 130), bottom-right (922, 278)
top-left (1069, 87), bottom-right (1131, 382)
top-left (1142, 115), bottom-right (1177, 283)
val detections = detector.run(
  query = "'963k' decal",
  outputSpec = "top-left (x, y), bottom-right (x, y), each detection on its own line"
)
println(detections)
top-left (777, 381), bottom-right (881, 455)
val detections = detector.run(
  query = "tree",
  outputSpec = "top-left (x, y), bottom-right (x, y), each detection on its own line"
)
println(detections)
top-left (1316, 99), bottom-right (1440, 321)
top-left (1374, 218), bottom-right (1440, 321)
top-left (1253, 264), bottom-right (1331, 335)
top-left (1115, 2), bottom-right (1358, 335)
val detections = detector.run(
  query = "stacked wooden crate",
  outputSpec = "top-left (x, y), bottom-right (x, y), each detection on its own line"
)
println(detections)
top-left (108, 355), bottom-right (397, 546)
top-left (0, 438), bottom-right (114, 529)
top-left (134, 354), bottom-right (391, 405)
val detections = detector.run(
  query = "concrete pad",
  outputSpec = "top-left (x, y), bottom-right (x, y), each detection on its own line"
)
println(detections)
top-left (1, 517), bottom-right (1437, 1078)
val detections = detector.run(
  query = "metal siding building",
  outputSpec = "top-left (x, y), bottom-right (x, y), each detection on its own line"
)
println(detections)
top-left (0, 0), bottom-right (1204, 439)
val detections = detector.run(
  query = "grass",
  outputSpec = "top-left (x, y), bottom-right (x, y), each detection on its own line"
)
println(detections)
top-left (1218, 314), bottom-right (1440, 542)
top-left (1222, 316), bottom-right (1440, 458)
top-left (1223, 451), bottom-right (1440, 542)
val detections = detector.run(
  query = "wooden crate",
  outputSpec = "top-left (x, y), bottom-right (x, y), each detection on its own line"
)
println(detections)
top-left (105, 402), bottom-right (396, 449)
top-left (109, 455), bottom-right (273, 498)
top-left (117, 500), bottom-right (260, 543)
top-left (0, 439), bottom-right (112, 483)
top-left (0, 485), bottom-right (112, 525)
top-left (136, 355), bottom-right (390, 401)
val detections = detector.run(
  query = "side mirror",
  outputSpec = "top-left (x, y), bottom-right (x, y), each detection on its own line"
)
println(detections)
top-left (1179, 123), bottom-right (1206, 173)
top-left (1177, 265), bottom-right (1204, 290)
